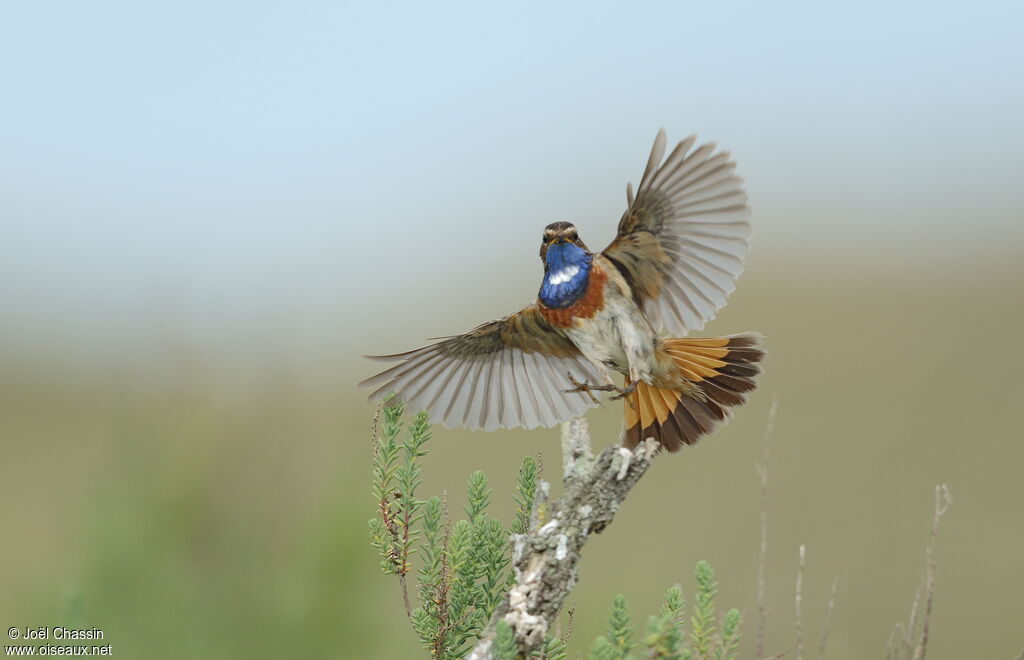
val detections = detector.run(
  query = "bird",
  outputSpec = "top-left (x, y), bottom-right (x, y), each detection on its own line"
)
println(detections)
top-left (359, 130), bottom-right (764, 452)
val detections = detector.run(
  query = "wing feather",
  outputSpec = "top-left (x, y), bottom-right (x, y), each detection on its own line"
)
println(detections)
top-left (419, 357), bottom-right (463, 416)
top-left (662, 151), bottom-right (731, 195)
top-left (361, 347), bottom-right (437, 392)
top-left (640, 129), bottom-right (667, 185)
top-left (460, 359), bottom-right (489, 429)
top-left (400, 354), bottom-right (451, 407)
top-left (669, 246), bottom-right (743, 280)
top-left (388, 352), bottom-right (446, 395)
top-left (484, 358), bottom-right (504, 431)
top-left (649, 135), bottom-right (697, 189)
top-left (440, 361), bottom-right (473, 427)
top-left (603, 131), bottom-right (752, 335)
top-left (500, 348), bottom-right (521, 428)
top-left (470, 360), bottom-right (491, 430)
top-left (366, 352), bottom-right (440, 401)
top-left (670, 261), bottom-right (728, 308)
top-left (360, 306), bottom-right (600, 430)
top-left (524, 351), bottom-right (560, 427)
top-left (660, 275), bottom-right (705, 330)
top-left (537, 356), bottom-right (575, 421)
top-left (514, 348), bottom-right (544, 429)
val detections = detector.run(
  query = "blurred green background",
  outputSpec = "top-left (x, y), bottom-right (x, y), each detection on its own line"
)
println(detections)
top-left (2, 2), bottom-right (1022, 658)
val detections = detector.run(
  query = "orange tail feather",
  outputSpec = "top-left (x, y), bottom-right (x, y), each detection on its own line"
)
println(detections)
top-left (623, 334), bottom-right (764, 452)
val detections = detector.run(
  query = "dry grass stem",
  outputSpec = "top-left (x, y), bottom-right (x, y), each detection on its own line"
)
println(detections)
top-left (562, 605), bottom-right (575, 647)
top-left (885, 484), bottom-right (952, 660)
top-left (816, 576), bottom-right (838, 660)
top-left (795, 544), bottom-right (806, 660)
top-left (755, 394), bottom-right (778, 659)
top-left (370, 403), bottom-right (382, 462)
top-left (912, 484), bottom-right (952, 660)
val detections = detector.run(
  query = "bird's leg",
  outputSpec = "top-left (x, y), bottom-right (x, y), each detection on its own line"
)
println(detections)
top-left (609, 366), bottom-right (640, 401)
top-left (564, 363), bottom-right (616, 403)
top-left (608, 381), bottom-right (637, 401)
top-left (564, 363), bottom-right (637, 402)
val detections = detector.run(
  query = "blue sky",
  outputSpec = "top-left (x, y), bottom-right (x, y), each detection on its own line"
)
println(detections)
top-left (2, 1), bottom-right (1022, 368)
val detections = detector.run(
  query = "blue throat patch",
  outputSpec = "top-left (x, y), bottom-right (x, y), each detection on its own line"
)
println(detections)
top-left (538, 242), bottom-right (592, 309)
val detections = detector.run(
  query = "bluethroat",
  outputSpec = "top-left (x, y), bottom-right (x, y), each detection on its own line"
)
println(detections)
top-left (360, 130), bottom-right (764, 451)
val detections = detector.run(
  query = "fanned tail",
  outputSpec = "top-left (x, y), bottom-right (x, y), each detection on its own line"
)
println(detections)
top-left (623, 334), bottom-right (764, 452)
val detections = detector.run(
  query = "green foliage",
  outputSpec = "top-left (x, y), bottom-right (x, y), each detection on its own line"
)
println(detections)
top-left (396, 410), bottom-right (432, 564)
top-left (493, 621), bottom-right (518, 660)
top-left (587, 562), bottom-right (741, 660)
top-left (466, 470), bottom-right (492, 522)
top-left (714, 609), bottom-right (741, 660)
top-left (477, 517), bottom-right (511, 614)
top-left (366, 403), bottom-right (431, 576)
top-left (644, 585), bottom-right (685, 659)
top-left (689, 561), bottom-right (718, 659)
top-left (369, 406), bottom-right (534, 660)
top-left (534, 635), bottom-right (568, 660)
top-left (446, 519), bottom-right (486, 654)
top-left (418, 496), bottom-right (444, 596)
top-left (368, 401), bottom-right (410, 575)
top-left (511, 456), bottom-right (538, 535)
top-left (589, 594), bottom-right (635, 660)
top-left (444, 472), bottom-right (513, 655)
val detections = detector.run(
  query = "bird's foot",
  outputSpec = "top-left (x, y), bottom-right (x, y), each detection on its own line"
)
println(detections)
top-left (608, 381), bottom-right (637, 401)
top-left (564, 373), bottom-right (605, 404)
top-left (564, 373), bottom-right (636, 403)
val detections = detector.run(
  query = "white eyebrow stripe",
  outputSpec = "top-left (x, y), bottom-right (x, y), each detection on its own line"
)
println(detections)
top-left (548, 265), bottom-right (580, 286)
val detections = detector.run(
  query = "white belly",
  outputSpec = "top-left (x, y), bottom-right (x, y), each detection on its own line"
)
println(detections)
top-left (564, 293), bottom-right (658, 380)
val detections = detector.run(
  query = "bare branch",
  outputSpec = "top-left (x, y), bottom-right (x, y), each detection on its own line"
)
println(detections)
top-left (465, 420), bottom-right (660, 659)
top-left (561, 418), bottom-right (594, 488)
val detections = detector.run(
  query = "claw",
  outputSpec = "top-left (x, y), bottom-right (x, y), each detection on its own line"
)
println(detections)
top-left (564, 372), bottom-right (602, 404)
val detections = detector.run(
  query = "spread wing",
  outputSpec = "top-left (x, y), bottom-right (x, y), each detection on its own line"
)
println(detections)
top-left (602, 129), bottom-right (752, 335)
top-left (358, 306), bottom-right (601, 431)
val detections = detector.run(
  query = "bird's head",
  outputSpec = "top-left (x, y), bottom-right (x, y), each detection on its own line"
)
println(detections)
top-left (539, 221), bottom-right (589, 262)
top-left (537, 222), bottom-right (593, 308)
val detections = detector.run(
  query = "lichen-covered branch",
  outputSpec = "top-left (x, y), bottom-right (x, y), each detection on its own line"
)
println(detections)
top-left (465, 418), bottom-right (659, 659)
